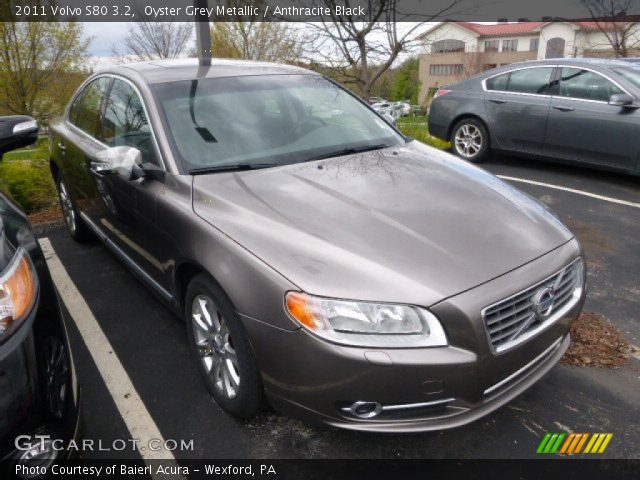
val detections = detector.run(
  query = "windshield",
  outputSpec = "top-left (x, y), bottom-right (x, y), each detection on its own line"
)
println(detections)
top-left (613, 68), bottom-right (640, 89)
top-left (152, 75), bottom-right (404, 172)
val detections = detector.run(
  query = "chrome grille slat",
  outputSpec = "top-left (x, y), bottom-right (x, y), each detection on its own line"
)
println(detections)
top-left (486, 301), bottom-right (533, 325)
top-left (482, 258), bottom-right (584, 353)
top-left (488, 309), bottom-right (535, 334)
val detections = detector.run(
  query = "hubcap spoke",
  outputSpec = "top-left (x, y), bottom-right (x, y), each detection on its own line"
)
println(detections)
top-left (455, 124), bottom-right (483, 158)
top-left (191, 294), bottom-right (241, 399)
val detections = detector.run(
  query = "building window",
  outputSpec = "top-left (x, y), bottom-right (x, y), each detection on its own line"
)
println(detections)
top-left (483, 64), bottom-right (498, 71)
top-left (502, 39), bottom-right (518, 52)
top-left (432, 39), bottom-right (465, 53)
top-left (484, 40), bottom-right (499, 52)
top-left (530, 38), bottom-right (539, 52)
top-left (429, 64), bottom-right (463, 76)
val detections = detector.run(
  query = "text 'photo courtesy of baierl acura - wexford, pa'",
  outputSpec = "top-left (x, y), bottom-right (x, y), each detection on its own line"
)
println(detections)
top-left (0, 0), bottom-right (639, 479)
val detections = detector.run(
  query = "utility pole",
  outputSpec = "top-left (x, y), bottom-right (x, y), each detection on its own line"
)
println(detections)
top-left (194, 0), bottom-right (212, 66)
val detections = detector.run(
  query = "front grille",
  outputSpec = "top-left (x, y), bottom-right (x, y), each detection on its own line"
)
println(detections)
top-left (482, 258), bottom-right (584, 353)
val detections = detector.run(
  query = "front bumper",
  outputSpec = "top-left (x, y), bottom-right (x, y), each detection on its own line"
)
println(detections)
top-left (265, 334), bottom-right (569, 433)
top-left (241, 239), bottom-right (583, 432)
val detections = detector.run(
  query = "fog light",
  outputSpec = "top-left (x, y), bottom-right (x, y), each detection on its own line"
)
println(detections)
top-left (340, 401), bottom-right (383, 419)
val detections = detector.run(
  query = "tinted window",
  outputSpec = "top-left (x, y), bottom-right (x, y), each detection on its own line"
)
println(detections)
top-left (486, 68), bottom-right (554, 94)
top-left (68, 96), bottom-right (81, 124)
top-left (559, 68), bottom-right (623, 101)
top-left (613, 68), bottom-right (640, 88)
top-left (74, 77), bottom-right (110, 137)
top-left (506, 67), bottom-right (554, 94)
top-left (102, 79), bottom-right (158, 165)
top-left (486, 72), bottom-right (509, 91)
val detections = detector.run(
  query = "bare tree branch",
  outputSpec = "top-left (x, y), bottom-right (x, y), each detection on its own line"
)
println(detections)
top-left (303, 0), bottom-right (463, 98)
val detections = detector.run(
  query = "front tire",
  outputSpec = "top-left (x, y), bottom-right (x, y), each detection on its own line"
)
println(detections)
top-left (56, 173), bottom-right (92, 242)
top-left (450, 118), bottom-right (489, 162)
top-left (185, 274), bottom-right (263, 419)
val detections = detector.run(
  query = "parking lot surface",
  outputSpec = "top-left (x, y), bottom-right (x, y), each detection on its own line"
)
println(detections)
top-left (39, 155), bottom-right (640, 460)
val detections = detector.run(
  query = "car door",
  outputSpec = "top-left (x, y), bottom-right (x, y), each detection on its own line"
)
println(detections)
top-left (56, 77), bottom-right (112, 215)
top-left (89, 77), bottom-right (171, 292)
top-left (484, 66), bottom-right (556, 156)
top-left (543, 67), bottom-right (639, 172)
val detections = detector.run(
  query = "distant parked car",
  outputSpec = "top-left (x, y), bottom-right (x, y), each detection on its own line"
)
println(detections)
top-left (428, 58), bottom-right (640, 175)
top-left (372, 102), bottom-right (392, 113)
top-left (368, 96), bottom-right (384, 105)
top-left (396, 102), bottom-right (411, 116)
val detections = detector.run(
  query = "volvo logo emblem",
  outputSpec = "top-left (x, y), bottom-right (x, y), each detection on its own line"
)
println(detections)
top-left (533, 286), bottom-right (555, 319)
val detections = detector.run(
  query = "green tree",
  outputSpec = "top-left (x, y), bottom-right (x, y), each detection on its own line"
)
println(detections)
top-left (391, 57), bottom-right (420, 103)
top-left (0, 22), bottom-right (89, 122)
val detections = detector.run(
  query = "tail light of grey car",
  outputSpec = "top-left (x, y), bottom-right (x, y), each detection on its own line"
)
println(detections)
top-left (433, 88), bottom-right (451, 99)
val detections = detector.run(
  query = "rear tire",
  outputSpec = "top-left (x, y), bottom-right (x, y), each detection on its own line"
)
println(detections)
top-left (55, 173), bottom-right (92, 242)
top-left (450, 118), bottom-right (489, 163)
top-left (185, 273), bottom-right (263, 419)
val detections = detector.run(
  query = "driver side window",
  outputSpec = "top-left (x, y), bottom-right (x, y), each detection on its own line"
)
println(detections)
top-left (101, 79), bottom-right (159, 166)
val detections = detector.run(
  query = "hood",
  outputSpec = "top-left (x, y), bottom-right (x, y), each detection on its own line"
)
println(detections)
top-left (192, 142), bottom-right (573, 306)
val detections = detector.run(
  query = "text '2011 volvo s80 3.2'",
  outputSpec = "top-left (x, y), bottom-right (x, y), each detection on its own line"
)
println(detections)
top-left (49, 59), bottom-right (585, 432)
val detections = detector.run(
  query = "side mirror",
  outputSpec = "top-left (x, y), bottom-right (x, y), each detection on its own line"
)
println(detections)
top-left (91, 146), bottom-right (144, 181)
top-left (0, 116), bottom-right (38, 158)
top-left (608, 93), bottom-right (636, 108)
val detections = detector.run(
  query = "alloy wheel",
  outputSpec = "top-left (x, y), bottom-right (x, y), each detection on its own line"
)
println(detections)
top-left (454, 124), bottom-right (483, 158)
top-left (191, 294), bottom-right (241, 399)
top-left (41, 337), bottom-right (68, 419)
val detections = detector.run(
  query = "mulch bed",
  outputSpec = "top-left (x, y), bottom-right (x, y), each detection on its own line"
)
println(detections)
top-left (562, 311), bottom-right (635, 368)
top-left (28, 205), bottom-right (62, 225)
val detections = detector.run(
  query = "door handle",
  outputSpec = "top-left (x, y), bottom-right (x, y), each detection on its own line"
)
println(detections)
top-left (489, 99), bottom-right (507, 104)
top-left (57, 143), bottom-right (66, 153)
top-left (553, 105), bottom-right (575, 112)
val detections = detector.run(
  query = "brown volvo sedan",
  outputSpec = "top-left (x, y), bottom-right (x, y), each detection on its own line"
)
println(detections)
top-left (49, 59), bottom-right (585, 432)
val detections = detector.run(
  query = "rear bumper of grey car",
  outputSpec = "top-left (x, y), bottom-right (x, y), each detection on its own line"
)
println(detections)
top-left (241, 239), bottom-right (583, 433)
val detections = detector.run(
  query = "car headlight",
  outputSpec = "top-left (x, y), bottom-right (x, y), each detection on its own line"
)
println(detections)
top-left (285, 291), bottom-right (447, 348)
top-left (0, 247), bottom-right (38, 340)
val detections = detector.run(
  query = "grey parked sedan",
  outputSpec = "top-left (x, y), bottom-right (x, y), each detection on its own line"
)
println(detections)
top-left (429, 58), bottom-right (640, 174)
top-left (50, 59), bottom-right (584, 432)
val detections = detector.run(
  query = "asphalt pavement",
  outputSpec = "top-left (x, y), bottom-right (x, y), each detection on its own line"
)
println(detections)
top-left (38, 154), bottom-right (640, 460)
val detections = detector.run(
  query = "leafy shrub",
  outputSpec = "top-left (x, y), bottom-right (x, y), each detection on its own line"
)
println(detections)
top-left (0, 139), bottom-right (56, 214)
top-left (397, 120), bottom-right (450, 150)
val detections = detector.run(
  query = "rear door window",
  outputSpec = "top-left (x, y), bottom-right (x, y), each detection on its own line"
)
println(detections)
top-left (559, 68), bottom-right (623, 102)
top-left (486, 67), bottom-right (555, 95)
top-left (486, 72), bottom-right (509, 91)
top-left (73, 77), bottom-right (111, 138)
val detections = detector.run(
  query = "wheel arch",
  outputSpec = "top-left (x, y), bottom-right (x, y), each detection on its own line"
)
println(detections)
top-left (447, 114), bottom-right (490, 144)
top-left (174, 260), bottom-right (207, 314)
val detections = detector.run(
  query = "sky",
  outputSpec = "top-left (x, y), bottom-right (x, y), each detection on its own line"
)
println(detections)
top-left (81, 21), bottom-right (435, 70)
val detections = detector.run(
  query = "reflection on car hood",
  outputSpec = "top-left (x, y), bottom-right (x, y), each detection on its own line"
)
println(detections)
top-left (192, 142), bottom-right (573, 306)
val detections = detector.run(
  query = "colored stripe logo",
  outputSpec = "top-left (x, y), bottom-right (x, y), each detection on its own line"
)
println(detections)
top-left (537, 433), bottom-right (613, 454)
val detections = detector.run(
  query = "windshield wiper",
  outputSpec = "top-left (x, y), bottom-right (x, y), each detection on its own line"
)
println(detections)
top-left (189, 163), bottom-right (275, 175)
top-left (306, 144), bottom-right (391, 162)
